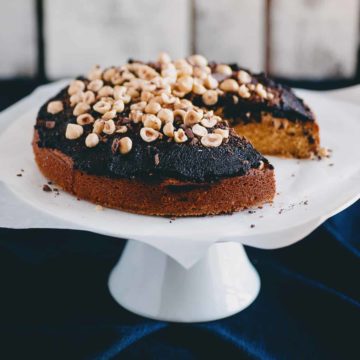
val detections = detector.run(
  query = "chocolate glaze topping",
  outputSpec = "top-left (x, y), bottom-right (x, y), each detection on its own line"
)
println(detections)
top-left (36, 86), bottom-right (268, 182)
top-left (35, 57), bottom-right (307, 182)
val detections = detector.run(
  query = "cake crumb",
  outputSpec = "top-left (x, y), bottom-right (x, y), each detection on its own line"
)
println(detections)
top-left (329, 163), bottom-right (334, 167)
top-left (248, 210), bottom-right (256, 214)
top-left (250, 224), bottom-right (255, 228)
top-left (95, 205), bottom-right (104, 211)
top-left (42, 184), bottom-right (52, 192)
top-left (16, 173), bottom-right (22, 177)
top-left (154, 153), bottom-right (160, 166)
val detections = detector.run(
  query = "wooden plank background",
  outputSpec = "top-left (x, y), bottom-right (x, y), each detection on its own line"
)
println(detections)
top-left (0, 0), bottom-right (359, 80)
top-left (0, 1), bottom-right (37, 78)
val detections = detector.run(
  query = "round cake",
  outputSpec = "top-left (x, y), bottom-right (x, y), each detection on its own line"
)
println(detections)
top-left (33, 53), bottom-right (276, 216)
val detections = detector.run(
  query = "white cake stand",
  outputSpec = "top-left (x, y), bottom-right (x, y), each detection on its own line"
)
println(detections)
top-left (0, 82), bottom-right (359, 322)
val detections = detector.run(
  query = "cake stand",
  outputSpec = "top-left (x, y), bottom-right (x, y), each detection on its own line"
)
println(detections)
top-left (0, 81), bottom-right (359, 322)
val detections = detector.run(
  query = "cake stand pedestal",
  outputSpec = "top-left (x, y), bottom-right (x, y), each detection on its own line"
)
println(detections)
top-left (109, 241), bottom-right (260, 322)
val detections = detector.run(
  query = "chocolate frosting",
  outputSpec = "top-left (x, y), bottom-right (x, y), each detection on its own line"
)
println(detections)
top-left (36, 59), bottom-right (316, 183)
top-left (35, 86), bottom-right (268, 182)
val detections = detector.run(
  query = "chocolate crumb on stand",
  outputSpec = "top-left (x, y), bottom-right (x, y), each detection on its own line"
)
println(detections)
top-left (42, 184), bottom-right (52, 192)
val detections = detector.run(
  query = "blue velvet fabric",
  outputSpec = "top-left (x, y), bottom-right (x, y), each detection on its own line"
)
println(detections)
top-left (0, 201), bottom-right (358, 359)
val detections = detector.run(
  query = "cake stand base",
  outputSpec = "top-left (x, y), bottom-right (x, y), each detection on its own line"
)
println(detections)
top-left (108, 240), bottom-right (260, 322)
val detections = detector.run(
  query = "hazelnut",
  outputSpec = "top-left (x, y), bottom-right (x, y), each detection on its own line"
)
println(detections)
top-left (158, 52), bottom-right (171, 64)
top-left (163, 122), bottom-right (175, 137)
top-left (130, 101), bottom-right (147, 111)
top-left (129, 109), bottom-right (143, 123)
top-left (97, 86), bottom-right (114, 98)
top-left (184, 109), bottom-right (203, 127)
top-left (255, 83), bottom-right (267, 99)
top-left (173, 109), bottom-right (186, 122)
top-left (113, 86), bottom-right (127, 100)
top-left (116, 125), bottom-right (128, 134)
top-left (87, 79), bottom-right (104, 92)
top-left (83, 91), bottom-right (96, 105)
top-left (111, 72), bottom-right (123, 85)
top-left (220, 79), bottom-right (239, 92)
top-left (73, 102), bottom-right (90, 116)
top-left (137, 65), bottom-right (158, 81)
top-left (188, 54), bottom-right (208, 67)
top-left (47, 100), bottom-right (63, 114)
top-left (113, 99), bottom-right (125, 113)
top-left (215, 64), bottom-right (232, 76)
top-left (176, 75), bottom-right (194, 94)
top-left (174, 99), bottom-right (193, 111)
top-left (142, 114), bottom-right (162, 130)
top-left (70, 92), bottom-right (84, 107)
top-left (87, 65), bottom-right (102, 81)
top-left (161, 67), bottom-right (177, 83)
top-left (192, 82), bottom-right (207, 95)
top-left (174, 128), bottom-right (188, 143)
top-left (127, 87), bottom-right (140, 99)
top-left (92, 119), bottom-right (105, 134)
top-left (68, 80), bottom-right (85, 95)
top-left (65, 123), bottom-right (83, 140)
top-left (141, 91), bottom-right (154, 102)
top-left (103, 119), bottom-right (116, 135)
top-left (238, 84), bottom-right (251, 98)
top-left (201, 116), bottom-right (219, 128)
top-left (85, 133), bottom-right (99, 148)
top-left (102, 109), bottom-right (117, 121)
top-left (192, 124), bottom-right (208, 137)
top-left (213, 128), bottom-right (229, 139)
top-left (174, 59), bottom-right (189, 69)
top-left (204, 75), bottom-right (218, 89)
top-left (121, 71), bottom-right (135, 82)
top-left (93, 100), bottom-right (112, 114)
top-left (145, 101), bottom-right (162, 115)
top-left (100, 96), bottom-right (114, 105)
top-left (192, 66), bottom-right (208, 80)
top-left (77, 113), bottom-right (95, 125)
top-left (103, 68), bottom-right (117, 82)
top-left (202, 90), bottom-right (218, 106)
top-left (201, 133), bottom-right (223, 147)
top-left (119, 137), bottom-right (133, 154)
top-left (172, 89), bottom-right (186, 98)
top-left (175, 61), bottom-right (193, 77)
top-left (160, 92), bottom-right (177, 104)
top-left (140, 127), bottom-right (160, 142)
top-left (237, 70), bottom-right (252, 84)
top-left (157, 108), bottom-right (174, 123)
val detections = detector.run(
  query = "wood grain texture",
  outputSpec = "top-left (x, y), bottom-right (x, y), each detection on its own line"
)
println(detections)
top-left (0, 1), bottom-right (37, 78)
top-left (195, 0), bottom-right (265, 72)
top-left (270, 0), bottom-right (360, 79)
top-left (44, 0), bottom-right (191, 78)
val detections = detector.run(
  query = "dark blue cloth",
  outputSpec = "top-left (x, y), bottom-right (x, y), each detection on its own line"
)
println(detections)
top-left (0, 201), bottom-right (358, 360)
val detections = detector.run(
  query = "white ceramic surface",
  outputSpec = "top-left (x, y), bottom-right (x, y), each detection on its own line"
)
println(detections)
top-left (109, 241), bottom-right (260, 322)
top-left (0, 82), bottom-right (359, 322)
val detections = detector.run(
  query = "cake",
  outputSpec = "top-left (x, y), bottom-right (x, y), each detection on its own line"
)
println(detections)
top-left (33, 53), bottom-right (280, 216)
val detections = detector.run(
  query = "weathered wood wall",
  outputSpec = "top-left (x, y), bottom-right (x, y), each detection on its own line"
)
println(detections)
top-left (0, 0), bottom-right (359, 80)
